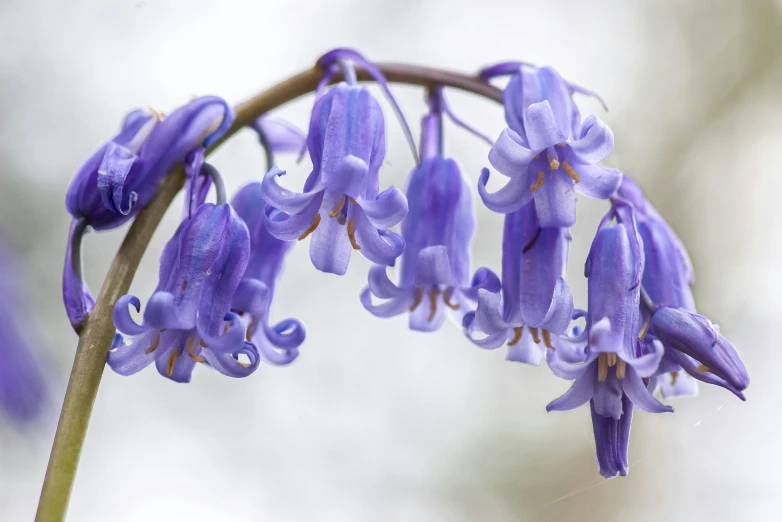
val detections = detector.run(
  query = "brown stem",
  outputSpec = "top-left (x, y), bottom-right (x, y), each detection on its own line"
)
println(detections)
top-left (35, 62), bottom-right (502, 522)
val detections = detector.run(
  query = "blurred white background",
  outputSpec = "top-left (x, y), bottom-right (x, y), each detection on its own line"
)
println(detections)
top-left (1, 0), bottom-right (780, 520)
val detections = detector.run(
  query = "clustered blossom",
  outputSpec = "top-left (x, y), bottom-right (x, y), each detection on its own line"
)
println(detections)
top-left (361, 89), bottom-right (500, 331)
top-left (63, 97), bottom-right (235, 329)
top-left (62, 49), bottom-right (749, 477)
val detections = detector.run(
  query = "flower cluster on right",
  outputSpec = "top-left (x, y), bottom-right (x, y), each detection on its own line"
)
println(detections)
top-left (62, 50), bottom-right (749, 478)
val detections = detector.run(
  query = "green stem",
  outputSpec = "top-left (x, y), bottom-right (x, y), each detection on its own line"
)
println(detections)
top-left (35, 63), bottom-right (502, 522)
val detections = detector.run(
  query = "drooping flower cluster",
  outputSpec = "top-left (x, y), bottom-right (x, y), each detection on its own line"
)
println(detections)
top-left (62, 50), bottom-right (749, 476)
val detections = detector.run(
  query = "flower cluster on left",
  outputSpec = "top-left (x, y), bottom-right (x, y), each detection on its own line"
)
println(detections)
top-left (63, 96), bottom-right (307, 382)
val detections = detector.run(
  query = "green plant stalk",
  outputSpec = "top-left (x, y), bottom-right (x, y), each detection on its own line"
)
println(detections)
top-left (35, 63), bottom-right (502, 522)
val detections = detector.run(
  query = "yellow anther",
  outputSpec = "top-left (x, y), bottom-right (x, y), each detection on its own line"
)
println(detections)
top-left (246, 315), bottom-right (258, 342)
top-left (616, 359), bottom-right (627, 380)
top-left (529, 327), bottom-right (541, 344)
top-left (298, 213), bottom-right (321, 241)
top-left (562, 160), bottom-right (580, 183)
top-left (530, 171), bottom-right (545, 191)
top-left (606, 352), bottom-right (617, 367)
top-left (507, 326), bottom-right (522, 346)
top-left (670, 371), bottom-right (679, 386)
top-left (695, 364), bottom-right (710, 374)
top-left (186, 336), bottom-right (205, 363)
top-left (409, 287), bottom-right (423, 312)
top-left (200, 339), bottom-right (208, 348)
top-left (167, 347), bottom-right (182, 377)
top-left (443, 288), bottom-right (460, 310)
top-left (328, 195), bottom-right (346, 218)
top-left (547, 154), bottom-right (560, 171)
top-left (144, 334), bottom-right (160, 354)
top-left (542, 329), bottom-right (553, 349)
top-left (347, 218), bottom-right (361, 250)
top-left (427, 288), bottom-right (440, 322)
top-left (556, 143), bottom-right (566, 148)
top-left (597, 353), bottom-right (609, 383)
top-left (148, 106), bottom-right (164, 122)
top-left (638, 319), bottom-right (650, 340)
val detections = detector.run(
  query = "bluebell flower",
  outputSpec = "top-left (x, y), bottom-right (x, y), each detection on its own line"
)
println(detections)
top-left (230, 182), bottom-right (305, 365)
top-left (0, 239), bottom-right (47, 423)
top-left (261, 82), bottom-right (408, 275)
top-left (463, 199), bottom-right (574, 365)
top-left (360, 90), bottom-right (500, 331)
top-left (109, 203), bottom-right (258, 382)
top-left (478, 66), bottom-right (621, 227)
top-left (63, 97), bottom-right (235, 329)
top-left (649, 307), bottom-right (749, 398)
top-left (546, 201), bottom-right (671, 478)
top-left (619, 176), bottom-right (698, 397)
top-left (619, 176), bottom-right (749, 399)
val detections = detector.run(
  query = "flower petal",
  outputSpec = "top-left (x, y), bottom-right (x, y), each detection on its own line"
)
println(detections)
top-left (474, 289), bottom-right (510, 335)
top-left (310, 192), bottom-right (354, 275)
top-left (478, 167), bottom-right (532, 214)
top-left (97, 141), bottom-right (139, 215)
top-left (531, 170), bottom-right (577, 228)
top-left (524, 101), bottom-right (568, 151)
top-left (415, 245), bottom-right (454, 287)
top-left (360, 288), bottom-right (411, 318)
top-left (261, 167), bottom-right (323, 215)
top-left (357, 185), bottom-right (408, 230)
top-left (203, 341), bottom-right (260, 378)
top-left (569, 115), bottom-right (614, 165)
top-left (113, 295), bottom-right (146, 336)
top-left (572, 164), bottom-right (622, 200)
top-left (506, 332), bottom-right (544, 366)
top-left (546, 370), bottom-right (595, 412)
top-left (621, 366), bottom-right (673, 414)
top-left (367, 264), bottom-right (404, 299)
top-left (488, 129), bottom-right (536, 177)
top-left (352, 209), bottom-right (405, 266)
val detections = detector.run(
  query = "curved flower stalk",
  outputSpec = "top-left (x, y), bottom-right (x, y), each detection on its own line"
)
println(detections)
top-left (463, 199), bottom-right (574, 364)
top-left (108, 203), bottom-right (258, 382)
top-left (230, 183), bottom-right (305, 365)
top-left (0, 239), bottom-right (47, 423)
top-left (478, 65), bottom-right (621, 227)
top-left (361, 90), bottom-right (500, 331)
top-left (63, 97), bottom-right (235, 329)
top-left (262, 81), bottom-right (408, 275)
top-left (546, 201), bottom-right (671, 478)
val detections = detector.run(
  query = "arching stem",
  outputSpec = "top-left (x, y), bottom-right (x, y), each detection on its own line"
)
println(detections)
top-left (35, 63), bottom-right (502, 522)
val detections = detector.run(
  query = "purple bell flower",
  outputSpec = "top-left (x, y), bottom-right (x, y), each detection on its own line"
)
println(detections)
top-left (0, 240), bottom-right (47, 423)
top-left (360, 89), bottom-right (500, 331)
top-left (546, 201), bottom-right (671, 478)
top-left (478, 66), bottom-right (621, 227)
top-left (108, 203), bottom-right (258, 383)
top-left (649, 307), bottom-right (749, 398)
top-left (619, 176), bottom-right (700, 397)
top-left (619, 176), bottom-right (694, 309)
top-left (63, 97), bottom-right (235, 330)
top-left (230, 183), bottom-right (305, 365)
top-left (261, 82), bottom-right (408, 275)
top-left (463, 199), bottom-right (574, 365)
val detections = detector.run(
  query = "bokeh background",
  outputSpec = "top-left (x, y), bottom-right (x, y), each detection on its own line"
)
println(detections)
top-left (1, 0), bottom-right (780, 520)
